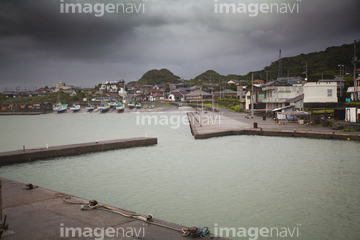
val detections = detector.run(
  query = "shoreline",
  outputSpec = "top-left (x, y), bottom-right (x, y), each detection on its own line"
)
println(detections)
top-left (0, 177), bottom-right (227, 240)
top-left (187, 111), bottom-right (360, 141)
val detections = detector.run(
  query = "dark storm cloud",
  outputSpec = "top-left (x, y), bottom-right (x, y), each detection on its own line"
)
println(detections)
top-left (0, 0), bottom-right (359, 90)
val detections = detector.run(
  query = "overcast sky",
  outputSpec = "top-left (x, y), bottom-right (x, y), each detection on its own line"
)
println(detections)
top-left (0, 0), bottom-right (359, 91)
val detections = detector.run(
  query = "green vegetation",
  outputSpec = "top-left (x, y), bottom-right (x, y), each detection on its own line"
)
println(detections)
top-left (339, 129), bottom-right (356, 132)
top-left (346, 102), bottom-right (360, 106)
top-left (248, 43), bottom-right (357, 82)
top-left (135, 68), bottom-right (181, 85)
top-left (311, 109), bottom-right (334, 114)
top-left (193, 70), bottom-right (223, 82)
top-left (0, 91), bottom-right (84, 105)
top-left (127, 42), bottom-right (359, 90)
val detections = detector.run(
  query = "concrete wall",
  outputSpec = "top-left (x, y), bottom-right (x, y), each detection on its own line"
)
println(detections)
top-left (0, 138), bottom-right (157, 166)
top-left (304, 82), bottom-right (338, 103)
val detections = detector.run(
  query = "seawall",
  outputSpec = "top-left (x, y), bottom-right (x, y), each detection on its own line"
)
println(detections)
top-left (0, 137), bottom-right (157, 166)
top-left (187, 112), bottom-right (360, 141)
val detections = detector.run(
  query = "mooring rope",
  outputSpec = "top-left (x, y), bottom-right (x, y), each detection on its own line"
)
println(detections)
top-left (55, 193), bottom-right (217, 238)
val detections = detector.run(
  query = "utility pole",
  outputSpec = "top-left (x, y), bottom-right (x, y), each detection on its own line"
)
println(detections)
top-left (338, 64), bottom-right (344, 97)
top-left (287, 70), bottom-right (290, 83)
top-left (251, 74), bottom-right (255, 125)
top-left (278, 49), bottom-right (282, 80)
top-left (354, 40), bottom-right (359, 102)
top-left (306, 61), bottom-right (308, 81)
top-left (265, 71), bottom-right (269, 83)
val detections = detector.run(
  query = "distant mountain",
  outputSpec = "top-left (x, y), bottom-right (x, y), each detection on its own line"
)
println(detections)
top-left (138, 68), bottom-right (181, 85)
top-left (193, 70), bottom-right (223, 82)
top-left (127, 42), bottom-right (357, 86)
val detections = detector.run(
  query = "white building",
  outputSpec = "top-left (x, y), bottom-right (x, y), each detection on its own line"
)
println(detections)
top-left (346, 76), bottom-right (360, 101)
top-left (262, 85), bottom-right (304, 111)
top-left (303, 82), bottom-right (338, 103)
top-left (100, 80), bottom-right (125, 93)
top-left (345, 108), bottom-right (360, 123)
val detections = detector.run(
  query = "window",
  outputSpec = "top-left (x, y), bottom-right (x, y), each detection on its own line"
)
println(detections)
top-left (327, 89), bottom-right (333, 97)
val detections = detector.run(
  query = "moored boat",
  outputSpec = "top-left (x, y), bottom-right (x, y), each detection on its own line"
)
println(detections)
top-left (86, 105), bottom-right (95, 112)
top-left (136, 103), bottom-right (141, 109)
top-left (53, 103), bottom-right (68, 113)
top-left (108, 101), bottom-right (118, 108)
top-left (70, 104), bottom-right (81, 112)
top-left (97, 102), bottom-right (110, 113)
top-left (116, 103), bottom-right (125, 113)
top-left (128, 102), bottom-right (135, 109)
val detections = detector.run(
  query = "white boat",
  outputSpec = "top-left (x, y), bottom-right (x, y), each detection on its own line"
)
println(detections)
top-left (53, 103), bottom-right (68, 113)
top-left (116, 103), bottom-right (125, 113)
top-left (136, 103), bottom-right (141, 109)
top-left (86, 105), bottom-right (95, 112)
top-left (108, 101), bottom-right (118, 108)
top-left (70, 104), bottom-right (81, 112)
top-left (53, 92), bottom-right (68, 113)
top-left (128, 102), bottom-right (135, 109)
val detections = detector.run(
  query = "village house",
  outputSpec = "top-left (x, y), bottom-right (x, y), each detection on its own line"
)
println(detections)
top-left (237, 86), bottom-right (246, 100)
top-left (318, 77), bottom-right (345, 96)
top-left (245, 85), bottom-right (266, 110)
top-left (303, 82), bottom-right (338, 104)
top-left (227, 80), bottom-right (241, 85)
top-left (214, 89), bottom-right (237, 99)
top-left (347, 76), bottom-right (360, 101)
top-left (153, 84), bottom-right (165, 91)
top-left (185, 89), bottom-right (212, 102)
top-left (169, 83), bottom-right (188, 91)
top-left (262, 84), bottom-right (304, 111)
top-left (168, 91), bottom-right (186, 102)
top-left (149, 92), bottom-right (166, 102)
top-left (54, 82), bottom-right (80, 92)
top-left (99, 80), bottom-right (125, 93)
top-left (140, 85), bottom-right (153, 93)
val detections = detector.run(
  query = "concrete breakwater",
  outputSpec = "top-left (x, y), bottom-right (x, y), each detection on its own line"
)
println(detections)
top-left (187, 112), bottom-right (360, 141)
top-left (0, 137), bottom-right (157, 166)
top-left (0, 177), bottom-right (227, 240)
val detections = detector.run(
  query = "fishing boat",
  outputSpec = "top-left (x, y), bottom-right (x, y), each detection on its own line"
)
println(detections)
top-left (70, 104), bottom-right (81, 112)
top-left (53, 92), bottom-right (68, 113)
top-left (97, 102), bottom-right (110, 113)
top-left (108, 101), bottom-right (118, 108)
top-left (53, 103), bottom-right (68, 113)
top-left (86, 104), bottom-right (95, 112)
top-left (136, 103), bottom-right (141, 109)
top-left (116, 103), bottom-right (125, 113)
top-left (128, 102), bottom-right (135, 109)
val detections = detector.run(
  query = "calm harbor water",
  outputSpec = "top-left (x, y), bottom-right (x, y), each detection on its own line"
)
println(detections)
top-left (1, 112), bottom-right (360, 239)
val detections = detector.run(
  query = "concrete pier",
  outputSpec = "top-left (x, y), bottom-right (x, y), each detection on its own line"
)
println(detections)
top-left (187, 112), bottom-right (360, 141)
top-left (0, 177), bottom-right (226, 240)
top-left (0, 138), bottom-right (157, 166)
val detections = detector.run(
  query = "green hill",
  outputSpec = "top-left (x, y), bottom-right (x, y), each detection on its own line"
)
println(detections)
top-left (128, 42), bottom-right (358, 86)
top-left (244, 43), bottom-right (356, 82)
top-left (138, 68), bottom-right (181, 85)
